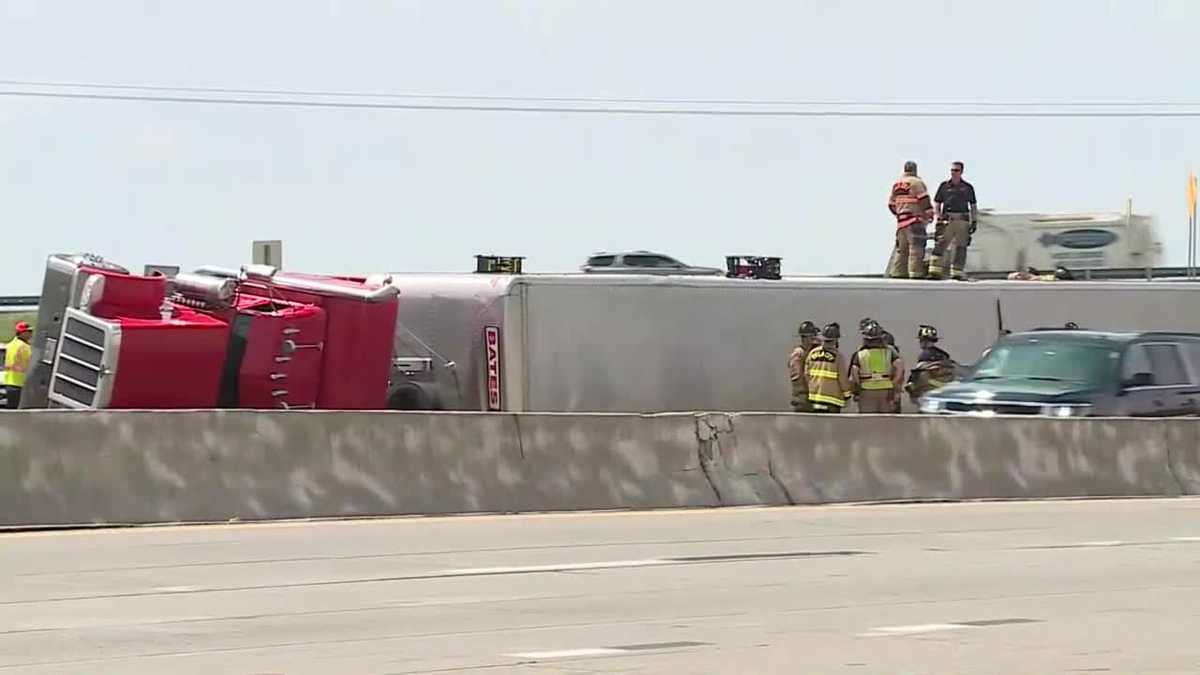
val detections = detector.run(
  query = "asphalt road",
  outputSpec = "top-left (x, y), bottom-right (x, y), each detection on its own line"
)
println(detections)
top-left (5, 499), bottom-right (1200, 674)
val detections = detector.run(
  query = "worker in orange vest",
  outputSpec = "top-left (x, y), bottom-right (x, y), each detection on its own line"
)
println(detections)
top-left (887, 160), bottom-right (935, 279)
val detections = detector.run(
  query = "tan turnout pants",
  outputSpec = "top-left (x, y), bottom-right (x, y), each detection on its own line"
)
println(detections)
top-left (791, 382), bottom-right (810, 412)
top-left (857, 389), bottom-right (894, 414)
top-left (928, 214), bottom-right (970, 279)
top-left (887, 222), bottom-right (927, 279)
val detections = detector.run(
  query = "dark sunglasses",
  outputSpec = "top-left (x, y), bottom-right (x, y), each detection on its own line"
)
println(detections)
top-left (950, 168), bottom-right (962, 173)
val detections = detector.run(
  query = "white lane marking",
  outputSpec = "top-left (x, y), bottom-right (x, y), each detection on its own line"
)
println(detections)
top-left (443, 559), bottom-right (668, 576)
top-left (1075, 540), bottom-right (1123, 547)
top-left (1171, 536), bottom-right (1200, 542)
top-left (860, 623), bottom-right (969, 637)
top-left (506, 648), bottom-right (626, 659)
top-left (153, 585), bottom-right (200, 592)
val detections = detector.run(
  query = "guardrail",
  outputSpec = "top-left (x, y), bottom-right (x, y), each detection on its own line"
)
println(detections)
top-left (0, 410), bottom-right (1194, 528)
top-left (0, 296), bottom-right (40, 308)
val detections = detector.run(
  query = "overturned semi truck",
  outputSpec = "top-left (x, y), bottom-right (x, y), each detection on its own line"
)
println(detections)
top-left (19, 253), bottom-right (1200, 413)
top-left (21, 254), bottom-right (398, 410)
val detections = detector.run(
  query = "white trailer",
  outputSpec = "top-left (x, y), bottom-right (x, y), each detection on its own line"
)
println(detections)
top-left (966, 208), bottom-right (1162, 273)
top-left (386, 273), bottom-right (1200, 413)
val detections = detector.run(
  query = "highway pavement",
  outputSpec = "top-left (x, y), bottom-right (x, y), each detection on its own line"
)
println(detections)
top-left (5, 499), bottom-right (1200, 673)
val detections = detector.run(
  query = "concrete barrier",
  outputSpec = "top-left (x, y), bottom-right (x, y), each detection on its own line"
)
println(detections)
top-left (0, 410), bottom-right (716, 527)
top-left (0, 410), bottom-right (1193, 528)
top-left (695, 413), bottom-right (789, 506)
top-left (0, 410), bottom-right (528, 526)
top-left (513, 413), bottom-right (719, 511)
top-left (731, 414), bottom-right (1181, 503)
top-left (1164, 419), bottom-right (1200, 496)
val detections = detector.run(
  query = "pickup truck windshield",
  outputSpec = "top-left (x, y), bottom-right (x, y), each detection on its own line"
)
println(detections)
top-left (970, 339), bottom-right (1120, 386)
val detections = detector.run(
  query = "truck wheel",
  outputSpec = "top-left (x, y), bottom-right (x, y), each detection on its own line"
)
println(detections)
top-left (387, 382), bottom-right (444, 411)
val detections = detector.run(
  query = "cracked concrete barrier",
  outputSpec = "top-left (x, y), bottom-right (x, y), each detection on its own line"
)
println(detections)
top-left (734, 414), bottom-right (1181, 503)
top-left (512, 413), bottom-right (720, 511)
top-left (0, 410), bottom-right (527, 527)
top-left (695, 413), bottom-right (789, 506)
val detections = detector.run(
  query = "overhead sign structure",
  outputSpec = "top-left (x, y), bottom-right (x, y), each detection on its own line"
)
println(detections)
top-left (252, 240), bottom-right (283, 269)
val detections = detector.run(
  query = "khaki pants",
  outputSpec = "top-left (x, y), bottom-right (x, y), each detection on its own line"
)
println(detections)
top-left (887, 222), bottom-right (927, 279)
top-left (857, 389), bottom-right (893, 414)
top-left (928, 215), bottom-right (970, 279)
top-left (790, 382), bottom-right (810, 412)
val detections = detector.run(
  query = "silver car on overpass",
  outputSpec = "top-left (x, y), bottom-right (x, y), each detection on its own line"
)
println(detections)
top-left (580, 250), bottom-right (724, 276)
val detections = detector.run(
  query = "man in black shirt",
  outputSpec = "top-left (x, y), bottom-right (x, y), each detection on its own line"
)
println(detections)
top-left (928, 161), bottom-right (978, 281)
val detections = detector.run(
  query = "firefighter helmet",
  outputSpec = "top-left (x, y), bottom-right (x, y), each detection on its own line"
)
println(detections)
top-left (797, 320), bottom-right (819, 337)
top-left (821, 322), bottom-right (841, 341)
top-left (861, 321), bottom-right (885, 340)
top-left (1054, 266), bottom-right (1074, 280)
top-left (918, 325), bottom-right (939, 341)
top-left (858, 317), bottom-right (874, 331)
top-left (1064, 321), bottom-right (1080, 330)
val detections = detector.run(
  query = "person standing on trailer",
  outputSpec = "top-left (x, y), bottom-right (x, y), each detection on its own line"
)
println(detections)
top-left (850, 321), bottom-right (905, 413)
top-left (3, 321), bottom-right (33, 409)
top-left (928, 161), bottom-right (978, 280)
top-left (887, 160), bottom-right (935, 279)
top-left (788, 321), bottom-right (822, 412)
top-left (804, 323), bottom-right (853, 413)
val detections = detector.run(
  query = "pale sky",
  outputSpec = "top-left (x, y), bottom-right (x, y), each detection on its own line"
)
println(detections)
top-left (2, 0), bottom-right (1199, 293)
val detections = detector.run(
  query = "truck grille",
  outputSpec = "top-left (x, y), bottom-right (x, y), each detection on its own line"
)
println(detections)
top-left (48, 310), bottom-right (111, 408)
top-left (944, 401), bottom-right (1042, 415)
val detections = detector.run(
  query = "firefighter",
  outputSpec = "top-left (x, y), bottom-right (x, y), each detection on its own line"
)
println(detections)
top-left (855, 317), bottom-right (898, 353)
top-left (887, 160), bottom-right (935, 279)
top-left (804, 322), bottom-right (852, 413)
top-left (787, 321), bottom-right (821, 412)
top-left (850, 321), bottom-right (905, 414)
top-left (852, 317), bottom-right (903, 411)
top-left (850, 318), bottom-right (893, 381)
top-left (906, 324), bottom-right (958, 406)
top-left (3, 321), bottom-right (33, 409)
top-left (928, 161), bottom-right (978, 280)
